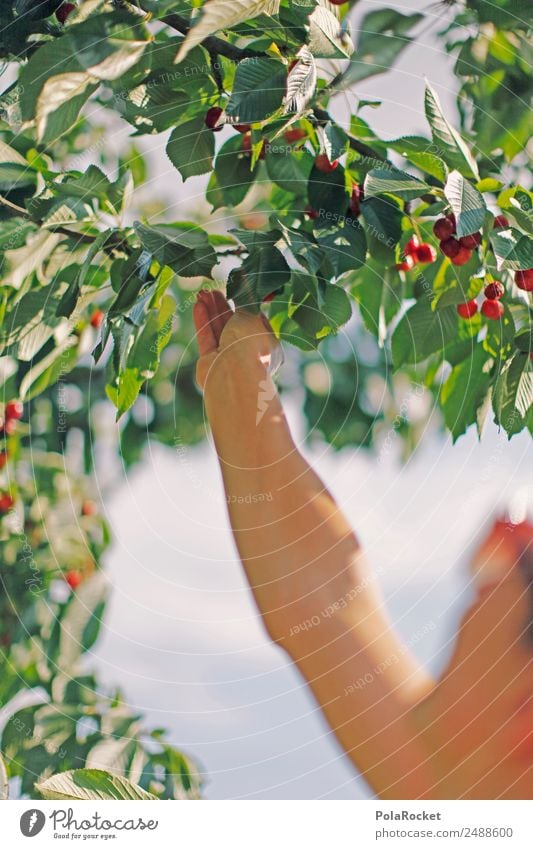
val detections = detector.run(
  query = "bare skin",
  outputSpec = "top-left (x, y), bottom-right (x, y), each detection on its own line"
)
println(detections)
top-left (193, 289), bottom-right (532, 800)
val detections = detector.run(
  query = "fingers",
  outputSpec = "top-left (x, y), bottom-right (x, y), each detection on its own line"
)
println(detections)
top-left (194, 289), bottom-right (234, 355)
top-left (210, 289), bottom-right (233, 340)
top-left (193, 294), bottom-right (217, 356)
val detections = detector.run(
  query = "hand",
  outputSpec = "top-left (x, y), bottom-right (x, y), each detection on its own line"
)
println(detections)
top-left (193, 290), bottom-right (279, 392)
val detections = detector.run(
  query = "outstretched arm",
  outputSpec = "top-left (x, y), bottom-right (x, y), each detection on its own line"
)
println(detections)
top-left (194, 291), bottom-right (436, 798)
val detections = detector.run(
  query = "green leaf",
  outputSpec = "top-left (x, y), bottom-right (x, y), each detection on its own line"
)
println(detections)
top-left (386, 136), bottom-right (448, 183)
top-left (0, 140), bottom-right (36, 189)
top-left (166, 114), bottom-right (215, 181)
top-left (57, 572), bottom-right (109, 670)
top-left (86, 737), bottom-right (146, 785)
top-left (308, 4), bottom-right (354, 59)
top-left (352, 264), bottom-right (402, 345)
top-left (2, 231), bottom-right (62, 290)
top-left (36, 769), bottom-right (158, 801)
top-left (364, 167), bottom-right (431, 201)
top-left (277, 221), bottom-right (324, 274)
top-left (493, 352), bottom-right (532, 436)
top-left (283, 46), bottom-right (317, 113)
top-left (227, 246), bottom-right (290, 309)
top-left (106, 366), bottom-right (145, 418)
top-left (334, 10), bottom-right (422, 89)
top-left (498, 188), bottom-right (533, 235)
top-left (424, 83), bottom-right (479, 181)
top-left (392, 295), bottom-right (459, 367)
top-left (209, 136), bottom-right (259, 207)
top-left (318, 284), bottom-right (352, 330)
top-left (129, 295), bottom-right (175, 378)
top-left (226, 58), bottom-right (287, 124)
top-left (265, 148), bottom-right (313, 195)
top-left (440, 346), bottom-right (493, 442)
top-left (134, 222), bottom-right (217, 277)
top-left (0, 218), bottom-right (36, 251)
top-left (323, 123), bottom-right (349, 163)
top-left (19, 338), bottom-right (78, 401)
top-left (360, 196), bottom-right (402, 259)
top-left (35, 73), bottom-right (98, 143)
top-left (307, 162), bottom-right (347, 217)
top-left (288, 274), bottom-right (351, 340)
top-left (490, 230), bottom-right (533, 271)
top-left (444, 170), bottom-right (487, 237)
top-left (176, 0), bottom-right (280, 62)
top-left (317, 222), bottom-right (367, 277)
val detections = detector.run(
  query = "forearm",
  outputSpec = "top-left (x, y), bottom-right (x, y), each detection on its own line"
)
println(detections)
top-left (205, 356), bottom-right (435, 797)
top-left (206, 357), bottom-right (364, 632)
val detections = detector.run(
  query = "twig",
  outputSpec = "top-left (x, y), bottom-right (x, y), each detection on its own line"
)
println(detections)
top-left (216, 247), bottom-right (247, 257)
top-left (0, 194), bottom-right (104, 244)
top-left (0, 194), bottom-right (26, 215)
top-left (161, 13), bottom-right (264, 62)
top-left (347, 136), bottom-right (388, 164)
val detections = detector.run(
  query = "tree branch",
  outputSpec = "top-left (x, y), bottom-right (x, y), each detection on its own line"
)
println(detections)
top-left (161, 13), bottom-right (264, 62)
top-left (0, 194), bottom-right (26, 215)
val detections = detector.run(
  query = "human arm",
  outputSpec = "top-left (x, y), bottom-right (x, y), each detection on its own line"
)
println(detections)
top-left (193, 290), bottom-right (436, 798)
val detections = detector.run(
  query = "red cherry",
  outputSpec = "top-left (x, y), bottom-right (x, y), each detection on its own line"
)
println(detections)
top-left (0, 493), bottom-right (14, 514)
top-left (349, 184), bottom-right (363, 217)
top-left (5, 400), bottom-right (23, 421)
top-left (328, 0), bottom-right (346, 4)
top-left (484, 281), bottom-right (504, 300)
top-left (0, 451), bottom-right (7, 469)
top-left (56, 2), bottom-right (75, 24)
top-left (89, 309), bottom-right (104, 329)
top-left (414, 243), bottom-right (437, 264)
top-left (0, 417), bottom-right (17, 437)
top-left (451, 246), bottom-right (472, 266)
top-left (493, 214), bottom-right (509, 229)
top-left (459, 232), bottom-right (481, 249)
top-left (481, 299), bottom-right (504, 320)
top-left (456, 300), bottom-right (478, 319)
top-left (515, 269), bottom-right (533, 292)
top-left (304, 205), bottom-right (319, 220)
top-left (395, 255), bottom-right (415, 272)
top-left (433, 217), bottom-right (455, 241)
top-left (205, 106), bottom-right (224, 131)
top-left (65, 570), bottom-right (82, 590)
top-left (440, 237), bottom-right (461, 259)
top-left (404, 235), bottom-right (420, 257)
top-left (315, 153), bottom-right (338, 173)
top-left (81, 499), bottom-right (97, 517)
top-left (288, 60), bottom-right (298, 73)
top-left (284, 128), bottom-right (307, 143)
top-left (234, 124), bottom-right (251, 133)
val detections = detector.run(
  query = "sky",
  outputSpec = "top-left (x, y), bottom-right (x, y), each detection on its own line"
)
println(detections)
top-left (89, 1), bottom-right (533, 800)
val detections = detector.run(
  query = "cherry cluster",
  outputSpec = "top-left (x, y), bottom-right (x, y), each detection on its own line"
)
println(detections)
top-left (457, 281), bottom-right (505, 321)
top-left (433, 213), bottom-right (483, 266)
top-left (396, 235), bottom-right (437, 272)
